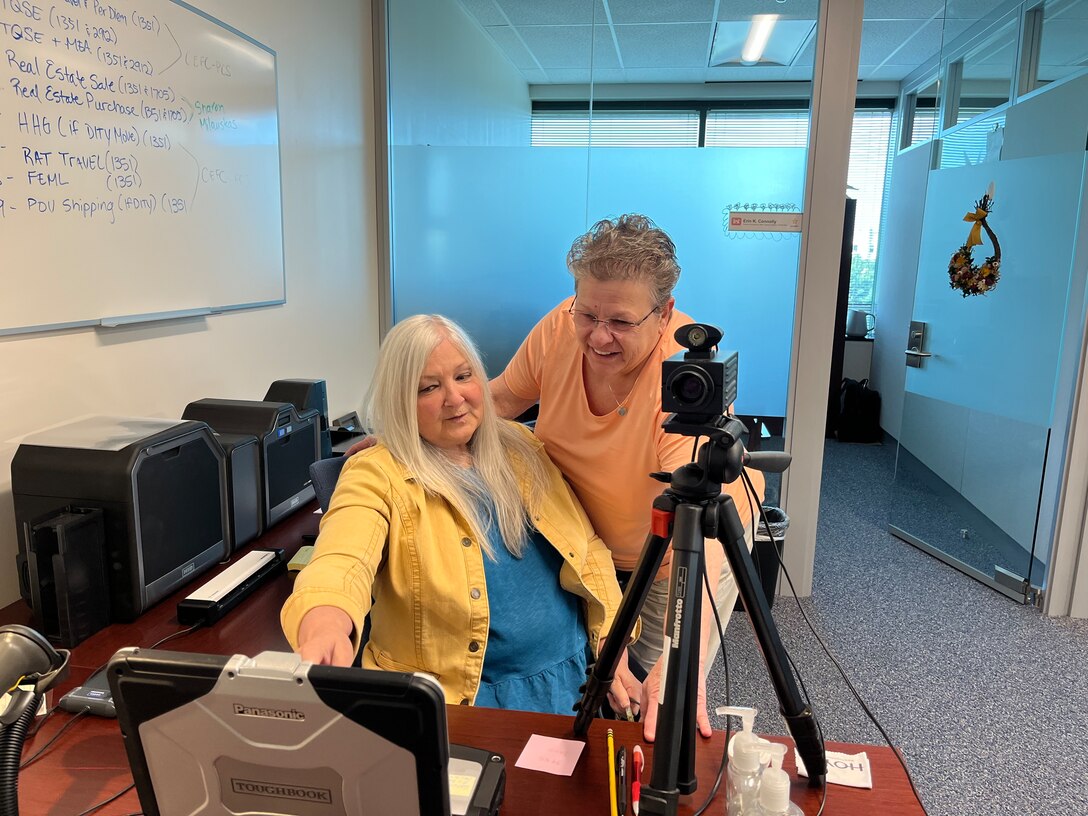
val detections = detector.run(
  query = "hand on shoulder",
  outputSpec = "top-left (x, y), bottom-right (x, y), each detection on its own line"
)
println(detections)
top-left (345, 435), bottom-right (377, 457)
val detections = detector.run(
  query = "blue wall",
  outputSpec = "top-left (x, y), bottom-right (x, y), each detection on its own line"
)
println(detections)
top-left (391, 145), bottom-right (808, 417)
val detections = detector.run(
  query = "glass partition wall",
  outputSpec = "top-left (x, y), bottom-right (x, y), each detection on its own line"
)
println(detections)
top-left (886, 0), bottom-right (1088, 604)
top-left (384, 0), bottom-right (820, 458)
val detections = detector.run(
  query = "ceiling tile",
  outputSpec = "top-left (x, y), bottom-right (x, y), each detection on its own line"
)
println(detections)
top-left (485, 26), bottom-right (541, 71)
top-left (944, 0), bottom-right (1016, 22)
top-left (605, 0), bottom-right (716, 24)
top-left (863, 0), bottom-right (944, 20)
top-left (494, 0), bottom-right (604, 26)
top-left (861, 64), bottom-right (918, 81)
top-left (861, 20), bottom-right (939, 66)
top-left (716, 0), bottom-right (819, 23)
top-left (454, 0), bottom-right (506, 27)
top-left (612, 22), bottom-right (714, 68)
top-left (518, 25), bottom-right (621, 70)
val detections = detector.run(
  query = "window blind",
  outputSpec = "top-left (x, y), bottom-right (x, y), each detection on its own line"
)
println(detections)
top-left (704, 110), bottom-right (810, 147)
top-left (531, 110), bottom-right (699, 147)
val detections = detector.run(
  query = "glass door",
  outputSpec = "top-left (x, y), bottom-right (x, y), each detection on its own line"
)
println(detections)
top-left (888, 1), bottom-right (1088, 603)
top-left (383, 0), bottom-right (819, 449)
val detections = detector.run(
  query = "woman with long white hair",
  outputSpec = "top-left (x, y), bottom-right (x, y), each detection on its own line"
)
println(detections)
top-left (282, 314), bottom-right (637, 715)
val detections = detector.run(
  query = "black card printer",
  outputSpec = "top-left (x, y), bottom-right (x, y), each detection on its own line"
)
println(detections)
top-left (182, 399), bottom-right (319, 528)
top-left (12, 416), bottom-right (230, 625)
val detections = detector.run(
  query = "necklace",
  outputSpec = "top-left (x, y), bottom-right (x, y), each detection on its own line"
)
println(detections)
top-left (606, 381), bottom-right (630, 417)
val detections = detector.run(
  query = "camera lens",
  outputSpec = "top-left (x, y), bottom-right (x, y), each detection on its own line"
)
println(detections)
top-left (668, 368), bottom-right (712, 407)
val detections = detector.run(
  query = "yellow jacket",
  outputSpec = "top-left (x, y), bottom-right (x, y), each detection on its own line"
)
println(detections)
top-left (281, 422), bottom-right (627, 705)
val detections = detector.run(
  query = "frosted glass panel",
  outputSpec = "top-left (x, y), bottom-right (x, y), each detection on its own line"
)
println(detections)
top-left (906, 151), bottom-right (1088, 426)
top-left (392, 146), bottom-right (807, 417)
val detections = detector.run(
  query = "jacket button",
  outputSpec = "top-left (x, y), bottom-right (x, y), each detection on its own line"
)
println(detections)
top-left (568, 552), bottom-right (575, 559)
top-left (460, 698), bottom-right (470, 705)
top-left (461, 537), bottom-right (472, 547)
top-left (468, 641), bottom-right (480, 652)
top-left (470, 588), bottom-right (481, 600)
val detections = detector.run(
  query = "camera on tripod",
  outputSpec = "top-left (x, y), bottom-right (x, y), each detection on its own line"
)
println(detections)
top-left (661, 323), bottom-right (738, 424)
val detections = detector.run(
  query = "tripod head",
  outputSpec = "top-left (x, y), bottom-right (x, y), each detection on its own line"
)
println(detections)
top-left (657, 413), bottom-right (793, 504)
top-left (655, 414), bottom-right (747, 502)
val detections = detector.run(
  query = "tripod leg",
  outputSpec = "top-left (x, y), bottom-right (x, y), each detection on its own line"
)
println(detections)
top-left (572, 495), bottom-right (676, 737)
top-left (717, 495), bottom-right (827, 786)
top-left (643, 502), bottom-right (704, 814)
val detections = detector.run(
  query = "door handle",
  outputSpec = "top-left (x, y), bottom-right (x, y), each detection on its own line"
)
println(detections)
top-left (905, 348), bottom-right (932, 358)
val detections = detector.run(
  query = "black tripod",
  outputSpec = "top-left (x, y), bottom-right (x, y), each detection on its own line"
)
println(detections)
top-left (572, 415), bottom-right (826, 816)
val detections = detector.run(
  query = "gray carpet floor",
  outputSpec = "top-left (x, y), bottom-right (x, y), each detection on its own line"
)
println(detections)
top-left (704, 438), bottom-right (1088, 816)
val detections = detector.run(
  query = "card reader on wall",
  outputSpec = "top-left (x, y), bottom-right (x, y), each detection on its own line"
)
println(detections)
top-left (176, 549), bottom-right (285, 626)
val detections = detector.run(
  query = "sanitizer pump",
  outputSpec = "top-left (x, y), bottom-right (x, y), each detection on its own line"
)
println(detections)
top-left (717, 705), bottom-right (770, 816)
top-left (755, 743), bottom-right (803, 816)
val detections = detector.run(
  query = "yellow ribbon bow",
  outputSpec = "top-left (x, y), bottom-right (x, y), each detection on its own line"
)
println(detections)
top-left (963, 207), bottom-right (988, 248)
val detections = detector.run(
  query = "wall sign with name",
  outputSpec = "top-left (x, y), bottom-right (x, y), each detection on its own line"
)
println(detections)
top-left (728, 211), bottom-right (804, 233)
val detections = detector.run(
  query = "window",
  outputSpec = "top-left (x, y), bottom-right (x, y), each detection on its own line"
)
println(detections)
top-left (704, 110), bottom-right (809, 147)
top-left (531, 110), bottom-right (699, 147)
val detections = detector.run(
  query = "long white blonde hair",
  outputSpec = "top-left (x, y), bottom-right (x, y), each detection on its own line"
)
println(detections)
top-left (366, 315), bottom-right (549, 558)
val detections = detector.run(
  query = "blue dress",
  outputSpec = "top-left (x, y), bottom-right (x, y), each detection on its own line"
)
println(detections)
top-left (469, 490), bottom-right (588, 716)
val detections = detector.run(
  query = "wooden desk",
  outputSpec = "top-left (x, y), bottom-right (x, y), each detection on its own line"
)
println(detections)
top-left (3, 504), bottom-right (924, 815)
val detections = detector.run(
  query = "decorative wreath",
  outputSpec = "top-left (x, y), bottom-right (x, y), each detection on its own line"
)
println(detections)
top-left (948, 192), bottom-right (1001, 297)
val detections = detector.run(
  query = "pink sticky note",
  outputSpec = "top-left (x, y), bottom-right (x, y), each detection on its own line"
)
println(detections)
top-left (514, 734), bottom-right (586, 776)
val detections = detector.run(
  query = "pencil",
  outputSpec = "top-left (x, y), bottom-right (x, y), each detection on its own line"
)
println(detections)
top-left (607, 728), bottom-right (618, 816)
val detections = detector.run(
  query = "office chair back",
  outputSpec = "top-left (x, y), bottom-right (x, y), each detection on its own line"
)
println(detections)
top-left (309, 456), bottom-right (347, 514)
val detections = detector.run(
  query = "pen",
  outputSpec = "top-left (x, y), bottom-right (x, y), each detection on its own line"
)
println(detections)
top-left (607, 728), bottom-right (618, 816)
top-left (617, 746), bottom-right (627, 815)
top-left (632, 744), bottom-right (644, 816)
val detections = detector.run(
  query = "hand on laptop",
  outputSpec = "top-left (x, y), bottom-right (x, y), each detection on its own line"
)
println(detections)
top-left (297, 605), bottom-right (356, 666)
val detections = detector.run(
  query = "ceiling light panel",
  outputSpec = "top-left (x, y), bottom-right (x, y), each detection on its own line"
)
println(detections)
top-left (710, 19), bottom-right (814, 66)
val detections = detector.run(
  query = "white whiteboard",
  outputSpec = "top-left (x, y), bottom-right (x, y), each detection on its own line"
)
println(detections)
top-left (0, 0), bottom-right (284, 335)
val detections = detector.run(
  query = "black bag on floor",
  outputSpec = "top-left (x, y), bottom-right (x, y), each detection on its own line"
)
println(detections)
top-left (837, 378), bottom-right (882, 443)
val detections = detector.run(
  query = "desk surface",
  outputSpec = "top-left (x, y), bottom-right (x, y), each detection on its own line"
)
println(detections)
top-left (2, 504), bottom-right (924, 816)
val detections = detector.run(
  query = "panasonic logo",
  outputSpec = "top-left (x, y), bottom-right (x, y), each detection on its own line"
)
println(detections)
top-left (232, 703), bottom-right (305, 721)
top-left (231, 778), bottom-right (332, 803)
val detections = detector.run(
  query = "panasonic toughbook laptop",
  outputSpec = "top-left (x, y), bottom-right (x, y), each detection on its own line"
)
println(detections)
top-left (107, 648), bottom-right (505, 816)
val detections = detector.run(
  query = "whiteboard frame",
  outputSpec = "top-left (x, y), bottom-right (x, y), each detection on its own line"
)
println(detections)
top-left (0, 0), bottom-right (287, 338)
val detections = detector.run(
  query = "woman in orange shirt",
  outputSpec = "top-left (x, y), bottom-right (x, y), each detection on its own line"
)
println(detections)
top-left (490, 214), bottom-right (763, 742)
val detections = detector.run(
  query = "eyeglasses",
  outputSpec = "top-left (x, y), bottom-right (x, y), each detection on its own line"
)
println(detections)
top-left (567, 302), bottom-right (660, 335)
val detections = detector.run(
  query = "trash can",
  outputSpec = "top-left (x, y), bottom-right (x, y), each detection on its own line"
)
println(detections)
top-left (734, 506), bottom-right (789, 611)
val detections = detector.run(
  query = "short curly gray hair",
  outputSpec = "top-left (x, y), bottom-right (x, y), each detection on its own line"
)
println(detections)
top-left (566, 214), bottom-right (680, 306)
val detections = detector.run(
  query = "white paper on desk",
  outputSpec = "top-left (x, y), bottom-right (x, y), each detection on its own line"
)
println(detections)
top-left (795, 749), bottom-right (873, 789)
top-left (514, 734), bottom-right (585, 776)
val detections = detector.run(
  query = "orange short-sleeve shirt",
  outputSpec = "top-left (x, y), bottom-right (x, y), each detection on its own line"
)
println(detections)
top-left (501, 298), bottom-right (764, 573)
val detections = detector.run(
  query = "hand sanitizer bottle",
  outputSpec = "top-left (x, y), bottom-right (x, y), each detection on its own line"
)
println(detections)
top-left (755, 743), bottom-right (803, 816)
top-left (717, 705), bottom-right (770, 816)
